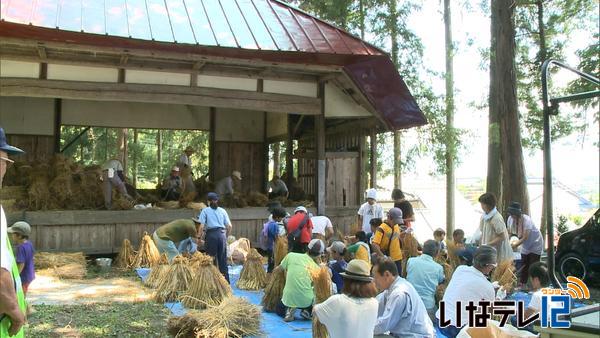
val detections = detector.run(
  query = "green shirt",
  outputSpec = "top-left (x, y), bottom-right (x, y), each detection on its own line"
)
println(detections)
top-left (156, 219), bottom-right (197, 243)
top-left (280, 252), bottom-right (318, 308)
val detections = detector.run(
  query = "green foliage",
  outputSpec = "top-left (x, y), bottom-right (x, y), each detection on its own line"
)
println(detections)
top-left (515, 0), bottom-right (598, 150)
top-left (59, 127), bottom-right (208, 187)
top-left (556, 214), bottom-right (570, 234)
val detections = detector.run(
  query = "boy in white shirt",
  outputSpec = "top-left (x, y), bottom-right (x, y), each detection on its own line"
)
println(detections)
top-left (357, 189), bottom-right (384, 234)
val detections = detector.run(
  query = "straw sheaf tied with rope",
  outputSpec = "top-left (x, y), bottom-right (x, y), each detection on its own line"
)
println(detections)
top-left (311, 265), bottom-right (333, 338)
top-left (144, 254), bottom-right (169, 288)
top-left (114, 239), bottom-right (137, 269)
top-left (492, 259), bottom-right (517, 292)
top-left (154, 255), bottom-right (194, 303)
top-left (261, 266), bottom-right (286, 312)
top-left (132, 233), bottom-right (161, 268)
top-left (182, 252), bottom-right (232, 309)
top-left (236, 248), bottom-right (268, 290)
top-left (274, 236), bottom-right (288, 267)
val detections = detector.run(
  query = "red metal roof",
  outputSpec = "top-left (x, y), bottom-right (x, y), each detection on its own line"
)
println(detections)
top-left (0, 0), bottom-right (427, 130)
top-left (0, 0), bottom-right (383, 55)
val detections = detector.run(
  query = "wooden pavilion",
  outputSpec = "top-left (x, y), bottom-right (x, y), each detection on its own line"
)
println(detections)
top-left (0, 0), bottom-right (426, 253)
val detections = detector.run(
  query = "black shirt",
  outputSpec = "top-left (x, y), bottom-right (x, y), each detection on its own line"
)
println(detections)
top-left (394, 200), bottom-right (414, 219)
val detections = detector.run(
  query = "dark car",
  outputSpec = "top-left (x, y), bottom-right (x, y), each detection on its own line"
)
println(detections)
top-left (554, 208), bottom-right (600, 283)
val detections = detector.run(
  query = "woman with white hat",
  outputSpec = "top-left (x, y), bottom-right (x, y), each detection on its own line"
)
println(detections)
top-left (313, 259), bottom-right (379, 338)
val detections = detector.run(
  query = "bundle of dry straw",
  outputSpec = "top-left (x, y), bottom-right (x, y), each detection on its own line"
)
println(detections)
top-left (261, 266), bottom-right (286, 312)
top-left (37, 263), bottom-right (86, 279)
top-left (492, 259), bottom-right (517, 292)
top-left (182, 253), bottom-right (231, 309)
top-left (35, 252), bottom-right (87, 269)
top-left (114, 239), bottom-right (137, 269)
top-left (154, 255), bottom-right (193, 303)
top-left (144, 254), bottom-right (169, 288)
top-left (168, 297), bottom-right (261, 338)
top-left (236, 248), bottom-right (267, 290)
top-left (274, 236), bottom-right (288, 267)
top-left (132, 233), bottom-right (161, 268)
top-left (311, 265), bottom-right (333, 338)
top-left (246, 192), bottom-right (269, 207)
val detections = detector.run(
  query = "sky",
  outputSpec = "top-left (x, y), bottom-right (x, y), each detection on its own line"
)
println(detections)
top-left (398, 1), bottom-right (599, 195)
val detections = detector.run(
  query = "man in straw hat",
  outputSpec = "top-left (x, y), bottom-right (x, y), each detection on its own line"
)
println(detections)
top-left (372, 257), bottom-right (434, 337)
top-left (196, 192), bottom-right (232, 283)
top-left (313, 259), bottom-right (379, 338)
top-left (177, 146), bottom-right (195, 171)
top-left (0, 127), bottom-right (27, 337)
top-left (214, 170), bottom-right (242, 197)
top-left (436, 245), bottom-right (498, 337)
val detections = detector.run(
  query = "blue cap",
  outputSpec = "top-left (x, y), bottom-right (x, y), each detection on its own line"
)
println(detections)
top-left (207, 192), bottom-right (219, 201)
top-left (0, 127), bottom-right (24, 155)
top-left (456, 247), bottom-right (475, 265)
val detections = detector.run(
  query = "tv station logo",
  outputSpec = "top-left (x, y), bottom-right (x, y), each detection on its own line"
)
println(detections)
top-left (439, 276), bottom-right (590, 329)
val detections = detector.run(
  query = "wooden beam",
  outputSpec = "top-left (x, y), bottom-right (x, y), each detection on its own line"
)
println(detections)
top-left (0, 78), bottom-right (322, 115)
top-left (369, 129), bottom-right (377, 189)
top-left (258, 79), bottom-right (269, 193)
top-left (209, 107), bottom-right (216, 181)
top-left (39, 63), bottom-right (47, 79)
top-left (285, 116), bottom-right (294, 188)
top-left (316, 82), bottom-right (326, 215)
top-left (53, 98), bottom-right (61, 153)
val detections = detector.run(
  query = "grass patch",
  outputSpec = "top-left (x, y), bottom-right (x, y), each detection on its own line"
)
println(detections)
top-left (28, 301), bottom-right (170, 337)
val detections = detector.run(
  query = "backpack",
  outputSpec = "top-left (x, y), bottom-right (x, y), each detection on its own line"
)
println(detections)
top-left (287, 214), bottom-right (309, 246)
top-left (259, 221), bottom-right (273, 251)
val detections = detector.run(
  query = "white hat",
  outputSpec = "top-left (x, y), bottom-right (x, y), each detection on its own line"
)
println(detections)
top-left (171, 166), bottom-right (180, 172)
top-left (232, 170), bottom-right (242, 180)
top-left (308, 239), bottom-right (325, 255)
top-left (366, 188), bottom-right (377, 200)
top-left (294, 206), bottom-right (307, 214)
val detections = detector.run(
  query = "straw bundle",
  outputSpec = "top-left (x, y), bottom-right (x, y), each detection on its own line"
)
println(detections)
top-left (446, 240), bottom-right (461, 268)
top-left (48, 173), bottom-right (73, 208)
top-left (261, 266), bottom-right (286, 312)
top-left (492, 260), bottom-right (517, 292)
top-left (402, 233), bottom-right (420, 258)
top-left (35, 252), bottom-right (86, 269)
top-left (114, 239), bottom-right (137, 269)
top-left (236, 248), bottom-right (267, 290)
top-left (132, 233), bottom-right (161, 268)
top-left (311, 265), bottom-right (332, 338)
top-left (182, 253), bottom-right (232, 309)
top-left (186, 202), bottom-right (206, 211)
top-left (157, 200), bottom-right (180, 209)
top-left (246, 192), bottom-right (269, 207)
top-left (274, 236), bottom-right (288, 267)
top-left (168, 297), bottom-right (261, 338)
top-left (144, 254), bottom-right (169, 288)
top-left (154, 255), bottom-right (193, 303)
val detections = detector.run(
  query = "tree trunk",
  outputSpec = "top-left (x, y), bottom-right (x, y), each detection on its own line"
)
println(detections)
top-left (389, 0), bottom-right (402, 190)
top-left (117, 128), bottom-right (128, 173)
top-left (537, 0), bottom-right (547, 228)
top-left (487, 0), bottom-right (505, 203)
top-left (444, 0), bottom-right (455, 235)
top-left (359, 0), bottom-right (365, 39)
top-left (273, 142), bottom-right (280, 177)
top-left (491, 0), bottom-right (530, 214)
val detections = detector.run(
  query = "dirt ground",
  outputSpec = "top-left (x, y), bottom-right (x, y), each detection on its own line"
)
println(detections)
top-left (25, 269), bottom-right (170, 337)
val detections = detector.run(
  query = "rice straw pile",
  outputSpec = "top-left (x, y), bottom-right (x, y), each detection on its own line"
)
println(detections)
top-left (168, 297), bottom-right (261, 338)
top-left (274, 236), bottom-right (288, 267)
top-left (246, 191), bottom-right (269, 207)
top-left (157, 201), bottom-right (180, 209)
top-left (35, 252), bottom-right (87, 269)
top-left (402, 233), bottom-right (420, 258)
top-left (154, 255), bottom-right (193, 302)
top-left (236, 248), bottom-right (267, 290)
top-left (492, 259), bottom-right (517, 292)
top-left (114, 239), bottom-right (136, 269)
top-left (38, 263), bottom-right (86, 279)
top-left (182, 253), bottom-right (232, 309)
top-left (446, 240), bottom-right (461, 268)
top-left (132, 233), bottom-right (161, 268)
top-left (261, 266), bottom-right (286, 312)
top-left (144, 254), bottom-right (169, 288)
top-left (311, 265), bottom-right (333, 338)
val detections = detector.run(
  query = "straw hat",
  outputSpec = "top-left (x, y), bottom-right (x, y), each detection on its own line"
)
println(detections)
top-left (184, 146), bottom-right (195, 153)
top-left (340, 259), bottom-right (373, 282)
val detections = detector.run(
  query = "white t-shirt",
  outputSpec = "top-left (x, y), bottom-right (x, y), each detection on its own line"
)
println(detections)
top-left (314, 294), bottom-right (379, 338)
top-left (357, 202), bottom-right (384, 233)
top-left (436, 265), bottom-right (496, 327)
top-left (1, 206), bottom-right (14, 271)
top-left (178, 154), bottom-right (191, 168)
top-left (101, 159), bottom-right (124, 171)
top-left (507, 214), bottom-right (543, 255)
top-left (311, 216), bottom-right (333, 236)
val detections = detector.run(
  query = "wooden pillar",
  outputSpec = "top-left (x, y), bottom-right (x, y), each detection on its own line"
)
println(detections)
top-left (132, 129), bottom-right (138, 187)
top-left (359, 135), bottom-right (368, 202)
top-left (209, 107), bottom-right (216, 181)
top-left (369, 129), bottom-right (377, 189)
top-left (285, 116), bottom-right (294, 188)
top-left (156, 130), bottom-right (162, 183)
top-left (53, 98), bottom-right (61, 153)
top-left (258, 79), bottom-right (269, 193)
top-left (315, 82), bottom-right (326, 215)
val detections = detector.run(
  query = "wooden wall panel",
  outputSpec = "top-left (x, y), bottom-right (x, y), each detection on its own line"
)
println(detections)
top-left (213, 142), bottom-right (265, 194)
top-left (7, 134), bottom-right (55, 162)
